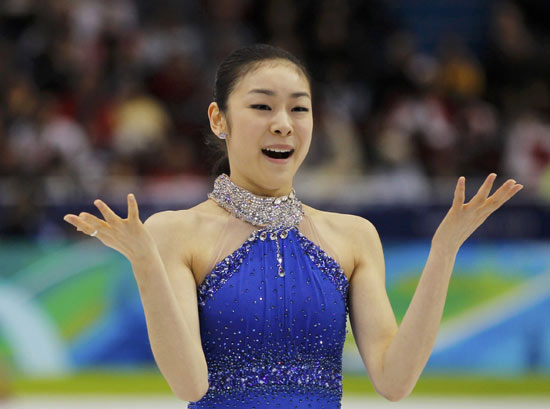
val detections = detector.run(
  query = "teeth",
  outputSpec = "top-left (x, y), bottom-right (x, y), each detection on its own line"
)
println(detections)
top-left (263, 148), bottom-right (292, 153)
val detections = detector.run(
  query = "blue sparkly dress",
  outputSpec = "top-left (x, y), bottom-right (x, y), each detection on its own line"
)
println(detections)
top-left (189, 213), bottom-right (350, 409)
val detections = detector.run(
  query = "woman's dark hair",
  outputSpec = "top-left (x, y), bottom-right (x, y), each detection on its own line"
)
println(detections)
top-left (206, 43), bottom-right (311, 176)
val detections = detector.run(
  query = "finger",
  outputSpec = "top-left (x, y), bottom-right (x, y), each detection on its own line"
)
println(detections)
top-left (507, 183), bottom-right (524, 200)
top-left (471, 173), bottom-right (497, 204)
top-left (505, 183), bottom-right (524, 200)
top-left (78, 211), bottom-right (108, 232)
top-left (94, 199), bottom-right (120, 223)
top-left (63, 214), bottom-right (98, 236)
top-left (452, 176), bottom-right (465, 207)
top-left (127, 193), bottom-right (139, 221)
top-left (487, 180), bottom-right (523, 208)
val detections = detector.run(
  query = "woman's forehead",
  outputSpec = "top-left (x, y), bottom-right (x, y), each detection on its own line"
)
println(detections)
top-left (234, 62), bottom-right (310, 96)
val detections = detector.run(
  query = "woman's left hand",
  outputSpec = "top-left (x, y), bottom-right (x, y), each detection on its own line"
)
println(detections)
top-left (433, 173), bottom-right (523, 252)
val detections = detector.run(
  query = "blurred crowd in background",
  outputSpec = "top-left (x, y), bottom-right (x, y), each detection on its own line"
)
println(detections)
top-left (0, 0), bottom-right (549, 236)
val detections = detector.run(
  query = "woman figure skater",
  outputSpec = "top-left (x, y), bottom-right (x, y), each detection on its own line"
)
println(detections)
top-left (63, 44), bottom-right (523, 408)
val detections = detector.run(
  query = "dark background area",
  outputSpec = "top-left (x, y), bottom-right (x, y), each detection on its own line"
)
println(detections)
top-left (0, 0), bottom-right (548, 239)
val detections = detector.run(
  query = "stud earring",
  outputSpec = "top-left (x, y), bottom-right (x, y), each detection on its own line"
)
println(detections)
top-left (218, 133), bottom-right (227, 140)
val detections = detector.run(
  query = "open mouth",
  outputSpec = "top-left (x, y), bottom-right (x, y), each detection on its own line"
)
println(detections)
top-left (261, 148), bottom-right (294, 160)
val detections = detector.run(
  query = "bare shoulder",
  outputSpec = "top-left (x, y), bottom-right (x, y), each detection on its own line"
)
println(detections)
top-left (144, 199), bottom-right (225, 232)
top-left (303, 204), bottom-right (378, 241)
top-left (144, 199), bottom-right (228, 261)
top-left (303, 204), bottom-right (383, 280)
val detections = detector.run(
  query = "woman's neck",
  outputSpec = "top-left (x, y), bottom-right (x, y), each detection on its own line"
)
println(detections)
top-left (228, 174), bottom-right (293, 198)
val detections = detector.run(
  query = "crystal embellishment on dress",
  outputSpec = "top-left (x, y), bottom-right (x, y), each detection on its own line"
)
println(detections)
top-left (192, 227), bottom-right (349, 409)
top-left (208, 173), bottom-right (304, 229)
top-left (295, 231), bottom-right (350, 312)
top-left (197, 234), bottom-right (256, 307)
top-left (208, 173), bottom-right (304, 277)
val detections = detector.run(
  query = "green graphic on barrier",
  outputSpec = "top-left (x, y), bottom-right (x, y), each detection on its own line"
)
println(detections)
top-left (0, 239), bottom-right (548, 379)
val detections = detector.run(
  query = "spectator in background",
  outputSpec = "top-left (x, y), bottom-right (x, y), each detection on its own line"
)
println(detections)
top-left (485, 1), bottom-right (538, 115)
top-left (111, 80), bottom-right (171, 172)
top-left (1, 0), bottom-right (549, 239)
top-left (454, 99), bottom-right (502, 178)
top-left (374, 35), bottom-right (456, 180)
top-left (297, 88), bottom-right (366, 203)
top-left (3, 76), bottom-right (42, 176)
top-left (261, 0), bottom-right (301, 55)
top-left (436, 36), bottom-right (485, 101)
top-left (504, 111), bottom-right (550, 201)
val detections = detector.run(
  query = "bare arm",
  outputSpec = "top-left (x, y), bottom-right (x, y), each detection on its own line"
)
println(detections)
top-left (349, 174), bottom-right (523, 401)
top-left (64, 195), bottom-right (208, 401)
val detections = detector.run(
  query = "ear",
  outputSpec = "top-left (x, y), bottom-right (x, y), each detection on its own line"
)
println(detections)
top-left (208, 102), bottom-right (227, 137)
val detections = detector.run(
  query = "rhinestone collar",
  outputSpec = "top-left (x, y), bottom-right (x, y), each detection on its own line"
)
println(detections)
top-left (208, 173), bottom-right (304, 230)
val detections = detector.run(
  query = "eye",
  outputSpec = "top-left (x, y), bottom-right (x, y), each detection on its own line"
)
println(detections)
top-left (292, 106), bottom-right (310, 112)
top-left (250, 104), bottom-right (271, 111)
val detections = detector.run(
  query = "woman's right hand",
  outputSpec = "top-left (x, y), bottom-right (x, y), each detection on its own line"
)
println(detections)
top-left (63, 193), bottom-right (157, 262)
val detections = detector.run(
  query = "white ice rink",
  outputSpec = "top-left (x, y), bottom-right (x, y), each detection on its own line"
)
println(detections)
top-left (1, 396), bottom-right (549, 409)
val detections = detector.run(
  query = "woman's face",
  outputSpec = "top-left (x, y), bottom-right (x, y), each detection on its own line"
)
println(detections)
top-left (217, 62), bottom-right (313, 197)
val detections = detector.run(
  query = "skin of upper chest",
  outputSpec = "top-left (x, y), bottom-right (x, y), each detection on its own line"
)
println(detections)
top-left (173, 201), bottom-right (357, 287)
top-left (302, 209), bottom-right (356, 281)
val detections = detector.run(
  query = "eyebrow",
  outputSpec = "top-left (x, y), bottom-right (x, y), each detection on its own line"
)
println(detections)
top-left (247, 88), bottom-right (311, 99)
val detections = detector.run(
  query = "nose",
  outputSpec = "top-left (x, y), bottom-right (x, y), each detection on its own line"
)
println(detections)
top-left (270, 110), bottom-right (293, 136)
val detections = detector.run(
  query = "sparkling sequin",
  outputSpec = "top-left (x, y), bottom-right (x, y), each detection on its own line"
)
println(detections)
top-left (208, 173), bottom-right (303, 229)
top-left (295, 231), bottom-right (350, 312)
top-left (192, 227), bottom-right (349, 408)
top-left (197, 237), bottom-right (256, 307)
top-left (208, 175), bottom-right (304, 299)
